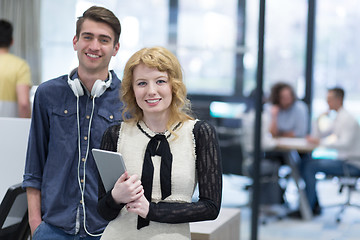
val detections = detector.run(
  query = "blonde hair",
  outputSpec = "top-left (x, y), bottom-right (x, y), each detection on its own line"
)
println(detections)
top-left (121, 46), bottom-right (194, 135)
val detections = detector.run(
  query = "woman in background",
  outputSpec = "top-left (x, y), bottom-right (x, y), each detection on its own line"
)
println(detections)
top-left (268, 82), bottom-right (308, 138)
top-left (97, 46), bottom-right (222, 240)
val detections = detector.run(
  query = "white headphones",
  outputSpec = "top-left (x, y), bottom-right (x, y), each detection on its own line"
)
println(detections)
top-left (67, 68), bottom-right (112, 237)
top-left (67, 68), bottom-right (112, 97)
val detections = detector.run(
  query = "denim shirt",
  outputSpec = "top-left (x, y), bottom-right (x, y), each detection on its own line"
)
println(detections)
top-left (23, 70), bottom-right (123, 236)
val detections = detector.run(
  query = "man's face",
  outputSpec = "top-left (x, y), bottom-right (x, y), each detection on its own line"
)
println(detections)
top-left (279, 87), bottom-right (294, 109)
top-left (73, 19), bottom-right (119, 74)
top-left (327, 91), bottom-right (341, 110)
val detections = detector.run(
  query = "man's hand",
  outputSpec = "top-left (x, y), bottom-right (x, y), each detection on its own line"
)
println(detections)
top-left (306, 135), bottom-right (320, 145)
top-left (26, 187), bottom-right (42, 236)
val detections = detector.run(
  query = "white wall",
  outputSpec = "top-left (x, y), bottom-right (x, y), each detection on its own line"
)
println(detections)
top-left (0, 117), bottom-right (31, 200)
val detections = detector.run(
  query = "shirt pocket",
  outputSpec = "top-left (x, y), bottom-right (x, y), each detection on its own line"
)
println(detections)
top-left (97, 108), bottom-right (122, 124)
top-left (51, 105), bottom-right (78, 137)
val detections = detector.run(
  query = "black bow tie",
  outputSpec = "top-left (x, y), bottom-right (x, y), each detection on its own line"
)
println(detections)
top-left (137, 133), bottom-right (173, 229)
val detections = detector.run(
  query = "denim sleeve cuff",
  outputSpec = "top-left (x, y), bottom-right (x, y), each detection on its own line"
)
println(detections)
top-left (22, 174), bottom-right (42, 190)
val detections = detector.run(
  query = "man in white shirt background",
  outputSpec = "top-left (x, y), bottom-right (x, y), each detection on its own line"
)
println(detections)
top-left (303, 87), bottom-right (360, 216)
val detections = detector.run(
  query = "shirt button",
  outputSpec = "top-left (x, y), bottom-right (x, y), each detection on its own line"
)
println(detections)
top-left (82, 157), bottom-right (86, 162)
top-left (64, 110), bottom-right (68, 114)
top-left (80, 179), bottom-right (84, 183)
top-left (80, 200), bottom-right (83, 204)
top-left (109, 115), bottom-right (114, 120)
top-left (86, 115), bottom-right (90, 119)
top-left (84, 136), bottom-right (88, 141)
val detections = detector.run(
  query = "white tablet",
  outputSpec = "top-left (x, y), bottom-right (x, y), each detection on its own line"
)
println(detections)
top-left (92, 148), bottom-right (127, 192)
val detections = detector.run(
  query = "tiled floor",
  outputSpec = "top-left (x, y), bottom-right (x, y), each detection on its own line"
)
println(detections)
top-left (222, 174), bottom-right (360, 240)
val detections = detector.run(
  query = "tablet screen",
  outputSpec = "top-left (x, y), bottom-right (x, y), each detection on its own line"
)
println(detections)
top-left (92, 149), bottom-right (127, 192)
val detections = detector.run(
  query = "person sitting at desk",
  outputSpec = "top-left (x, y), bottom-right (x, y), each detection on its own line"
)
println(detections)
top-left (303, 87), bottom-right (360, 216)
top-left (267, 82), bottom-right (309, 138)
top-left (265, 82), bottom-right (310, 166)
top-left (264, 82), bottom-right (311, 216)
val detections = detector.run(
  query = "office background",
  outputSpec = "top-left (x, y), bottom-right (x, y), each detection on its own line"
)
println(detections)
top-left (1, 0), bottom-right (360, 239)
top-left (1, 0), bottom-right (360, 121)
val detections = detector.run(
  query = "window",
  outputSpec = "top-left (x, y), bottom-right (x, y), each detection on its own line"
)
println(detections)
top-left (313, 0), bottom-right (360, 120)
top-left (243, 0), bottom-right (308, 98)
top-left (40, 0), bottom-right (168, 82)
top-left (40, 0), bottom-right (241, 98)
top-left (177, 0), bottom-right (238, 96)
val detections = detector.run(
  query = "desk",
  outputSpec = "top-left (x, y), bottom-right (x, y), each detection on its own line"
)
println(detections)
top-left (276, 137), bottom-right (317, 153)
top-left (190, 208), bottom-right (241, 240)
top-left (275, 137), bottom-right (318, 221)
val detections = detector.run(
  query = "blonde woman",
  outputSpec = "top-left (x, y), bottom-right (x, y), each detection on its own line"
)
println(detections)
top-left (97, 46), bottom-right (222, 240)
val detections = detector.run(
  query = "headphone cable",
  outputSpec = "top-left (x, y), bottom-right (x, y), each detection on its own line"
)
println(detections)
top-left (77, 95), bottom-right (102, 237)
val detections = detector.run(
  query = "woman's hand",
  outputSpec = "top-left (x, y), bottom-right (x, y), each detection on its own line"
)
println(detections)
top-left (111, 171), bottom-right (144, 204)
top-left (126, 194), bottom-right (150, 219)
top-left (269, 105), bottom-right (280, 137)
top-left (270, 105), bottom-right (280, 118)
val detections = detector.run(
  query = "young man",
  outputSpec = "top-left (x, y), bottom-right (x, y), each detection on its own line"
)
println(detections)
top-left (303, 87), bottom-right (360, 215)
top-left (0, 19), bottom-right (31, 118)
top-left (23, 6), bottom-right (123, 239)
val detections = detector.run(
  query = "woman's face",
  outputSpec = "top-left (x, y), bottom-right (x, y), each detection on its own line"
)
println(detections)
top-left (132, 63), bottom-right (172, 119)
top-left (279, 87), bottom-right (294, 109)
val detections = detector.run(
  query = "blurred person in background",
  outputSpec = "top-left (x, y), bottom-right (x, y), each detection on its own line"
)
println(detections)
top-left (303, 87), bottom-right (360, 215)
top-left (267, 82), bottom-right (309, 138)
top-left (264, 82), bottom-right (311, 217)
top-left (0, 19), bottom-right (31, 118)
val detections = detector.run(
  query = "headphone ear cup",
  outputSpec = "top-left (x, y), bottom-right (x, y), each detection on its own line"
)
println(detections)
top-left (68, 78), bottom-right (84, 97)
top-left (91, 80), bottom-right (107, 97)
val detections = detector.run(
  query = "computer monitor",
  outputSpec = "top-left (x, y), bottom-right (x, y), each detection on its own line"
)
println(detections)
top-left (209, 101), bottom-right (246, 119)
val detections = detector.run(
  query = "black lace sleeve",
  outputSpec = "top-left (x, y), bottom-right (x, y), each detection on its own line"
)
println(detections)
top-left (97, 123), bottom-right (127, 221)
top-left (146, 120), bottom-right (223, 223)
top-left (99, 124), bottom-right (121, 152)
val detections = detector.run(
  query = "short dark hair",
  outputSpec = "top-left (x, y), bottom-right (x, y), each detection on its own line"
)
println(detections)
top-left (328, 87), bottom-right (345, 101)
top-left (0, 19), bottom-right (13, 48)
top-left (269, 82), bottom-right (296, 105)
top-left (76, 6), bottom-right (121, 46)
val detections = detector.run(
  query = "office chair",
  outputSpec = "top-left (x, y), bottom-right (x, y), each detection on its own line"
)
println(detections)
top-left (332, 163), bottom-right (360, 223)
top-left (323, 161), bottom-right (360, 223)
top-left (0, 183), bottom-right (30, 240)
top-left (243, 156), bottom-right (290, 224)
top-left (334, 176), bottom-right (360, 222)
